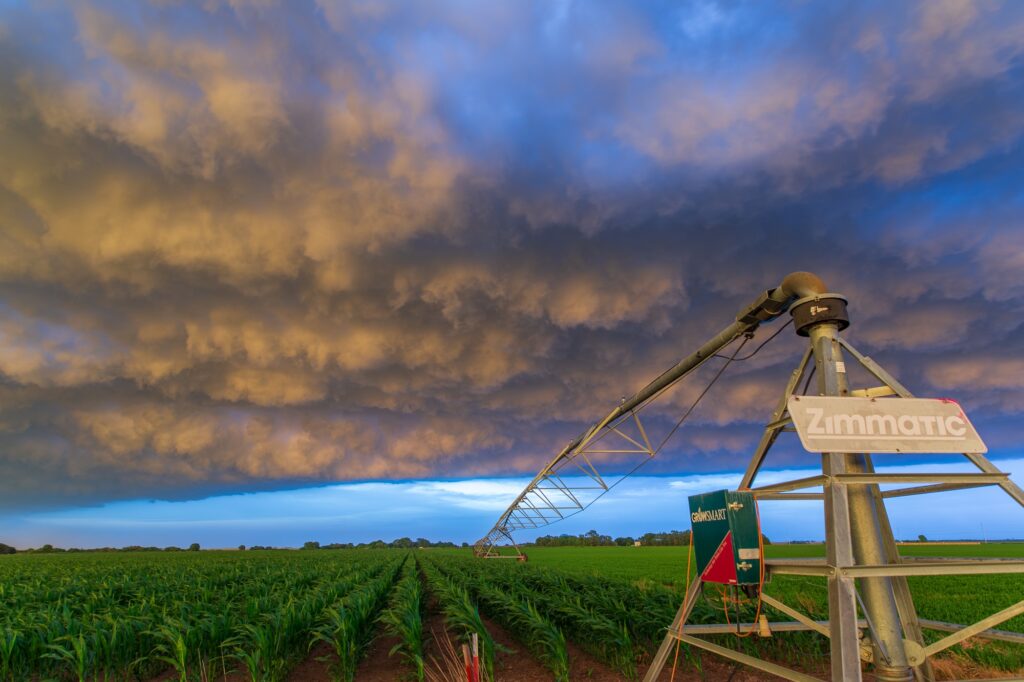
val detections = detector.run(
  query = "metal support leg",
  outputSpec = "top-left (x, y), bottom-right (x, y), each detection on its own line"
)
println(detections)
top-left (811, 324), bottom-right (912, 682)
top-left (964, 452), bottom-right (1024, 509)
top-left (740, 346), bottom-right (813, 489)
top-left (844, 454), bottom-right (914, 681)
top-left (643, 579), bottom-right (702, 682)
top-left (836, 336), bottom-right (1006, 681)
top-left (866, 456), bottom-right (935, 682)
top-left (822, 450), bottom-right (865, 681)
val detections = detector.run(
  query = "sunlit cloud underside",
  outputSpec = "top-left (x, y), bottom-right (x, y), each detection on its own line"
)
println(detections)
top-left (1, 1), bottom-right (1024, 535)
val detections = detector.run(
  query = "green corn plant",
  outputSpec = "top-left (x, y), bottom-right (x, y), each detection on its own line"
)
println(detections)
top-left (227, 621), bottom-right (288, 682)
top-left (0, 629), bottom-right (20, 682)
top-left (303, 560), bottom-right (403, 682)
top-left (459, 554), bottom-right (654, 662)
top-left (311, 605), bottom-right (362, 682)
top-left (447, 558), bottom-right (634, 678)
top-left (227, 641), bottom-right (266, 682)
top-left (378, 565), bottom-right (425, 680)
top-left (86, 619), bottom-right (121, 682)
top-left (43, 633), bottom-right (94, 682)
top-left (516, 600), bottom-right (569, 682)
top-left (420, 560), bottom-right (496, 680)
top-left (473, 583), bottom-right (568, 682)
top-left (149, 621), bottom-right (190, 682)
top-left (546, 595), bottom-right (635, 678)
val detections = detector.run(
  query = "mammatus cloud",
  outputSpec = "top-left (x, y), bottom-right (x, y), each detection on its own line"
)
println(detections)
top-left (1, 0), bottom-right (1023, 509)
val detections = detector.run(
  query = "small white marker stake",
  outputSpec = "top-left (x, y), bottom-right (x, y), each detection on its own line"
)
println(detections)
top-left (472, 632), bottom-right (480, 681)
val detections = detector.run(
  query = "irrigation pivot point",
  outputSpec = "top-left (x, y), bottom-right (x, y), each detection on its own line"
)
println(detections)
top-left (475, 271), bottom-right (1024, 681)
top-left (646, 278), bottom-right (1024, 682)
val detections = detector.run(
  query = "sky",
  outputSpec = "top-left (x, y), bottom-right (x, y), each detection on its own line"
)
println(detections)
top-left (1, 1), bottom-right (1024, 548)
top-left (4, 458), bottom-right (1024, 549)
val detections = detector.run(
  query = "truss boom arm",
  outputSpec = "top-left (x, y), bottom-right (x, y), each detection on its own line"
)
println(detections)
top-left (475, 272), bottom-right (828, 556)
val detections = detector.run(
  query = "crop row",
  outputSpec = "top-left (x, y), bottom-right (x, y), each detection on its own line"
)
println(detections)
top-left (422, 552), bottom-right (830, 677)
top-left (309, 560), bottom-right (401, 682)
top-left (427, 556), bottom-right (636, 679)
top-left (420, 557), bottom-right (497, 680)
top-left (0, 551), bottom-right (403, 681)
top-left (379, 559), bottom-right (426, 680)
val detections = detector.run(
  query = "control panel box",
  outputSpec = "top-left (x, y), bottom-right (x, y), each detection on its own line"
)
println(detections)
top-left (688, 489), bottom-right (761, 586)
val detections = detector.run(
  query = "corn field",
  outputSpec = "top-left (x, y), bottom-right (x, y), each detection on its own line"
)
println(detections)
top-left (4, 547), bottom-right (1017, 681)
top-left (0, 551), bottom-right (407, 681)
top-left (1, 549), bottom-right (704, 681)
top-left (0, 547), bottom-right (838, 681)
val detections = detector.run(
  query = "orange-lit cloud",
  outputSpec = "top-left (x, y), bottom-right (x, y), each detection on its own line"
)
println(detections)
top-left (2, 1), bottom-right (1024, 508)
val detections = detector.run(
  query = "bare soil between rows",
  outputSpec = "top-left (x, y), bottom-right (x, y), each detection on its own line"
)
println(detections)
top-left (275, 592), bottom-right (820, 682)
top-left (144, 643), bottom-right (1013, 681)
top-left (144, 644), bottom-right (1020, 682)
top-left (144, 595), bottom-right (1012, 681)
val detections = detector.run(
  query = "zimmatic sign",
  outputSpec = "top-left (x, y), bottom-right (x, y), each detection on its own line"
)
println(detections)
top-left (787, 396), bottom-right (987, 454)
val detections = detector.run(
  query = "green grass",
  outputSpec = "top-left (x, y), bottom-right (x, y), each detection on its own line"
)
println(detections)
top-left (518, 544), bottom-right (1024, 628)
top-left (513, 543), bottom-right (1024, 671)
top-left (517, 542), bottom-right (1024, 585)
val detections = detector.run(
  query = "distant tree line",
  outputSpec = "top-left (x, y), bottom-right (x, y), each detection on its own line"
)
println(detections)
top-left (300, 537), bottom-right (465, 550)
top-left (529, 529), bottom-right (771, 547)
top-left (530, 529), bottom-right (690, 547)
top-left (0, 538), bottom-right (473, 553)
top-left (0, 542), bottom-right (202, 554)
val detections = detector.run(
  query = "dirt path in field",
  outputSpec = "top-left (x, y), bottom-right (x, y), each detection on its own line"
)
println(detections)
top-left (356, 626), bottom-right (411, 679)
top-left (285, 624), bottom-right (409, 681)
top-left (352, 627), bottom-right (408, 681)
top-left (478, 613), bottom-right (573, 681)
top-left (564, 638), bottom-right (632, 681)
top-left (286, 640), bottom-right (334, 681)
top-left (144, 639), bottom-right (1008, 682)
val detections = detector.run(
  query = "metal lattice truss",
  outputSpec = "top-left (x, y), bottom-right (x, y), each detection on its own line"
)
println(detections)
top-left (475, 407), bottom-right (665, 557)
top-left (474, 275), bottom-right (816, 558)
top-left (474, 327), bottom-right (758, 558)
top-left (643, 332), bottom-right (1024, 682)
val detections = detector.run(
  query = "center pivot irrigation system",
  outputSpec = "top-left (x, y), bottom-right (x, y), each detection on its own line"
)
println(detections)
top-left (473, 272), bottom-right (1024, 682)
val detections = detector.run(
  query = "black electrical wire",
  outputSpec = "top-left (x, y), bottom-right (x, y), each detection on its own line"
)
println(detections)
top-left (537, 335), bottom-right (754, 530)
top-left (801, 363), bottom-right (816, 395)
top-left (712, 318), bottom-right (793, 361)
top-left (653, 335), bottom-right (750, 455)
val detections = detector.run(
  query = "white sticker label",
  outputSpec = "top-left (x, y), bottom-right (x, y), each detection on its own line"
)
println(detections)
top-left (738, 548), bottom-right (761, 560)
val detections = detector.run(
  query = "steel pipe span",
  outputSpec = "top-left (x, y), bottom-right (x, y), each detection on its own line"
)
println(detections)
top-left (475, 271), bottom-right (829, 555)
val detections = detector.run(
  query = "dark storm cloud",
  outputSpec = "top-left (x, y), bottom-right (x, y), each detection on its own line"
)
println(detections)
top-left (1, 0), bottom-right (1023, 509)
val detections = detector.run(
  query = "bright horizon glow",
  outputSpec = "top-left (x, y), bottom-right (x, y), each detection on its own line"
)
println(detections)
top-left (3, 458), bottom-right (1021, 550)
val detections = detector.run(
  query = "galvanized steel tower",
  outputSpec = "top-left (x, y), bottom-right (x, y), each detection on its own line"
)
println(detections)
top-left (476, 272), bottom-right (1024, 682)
